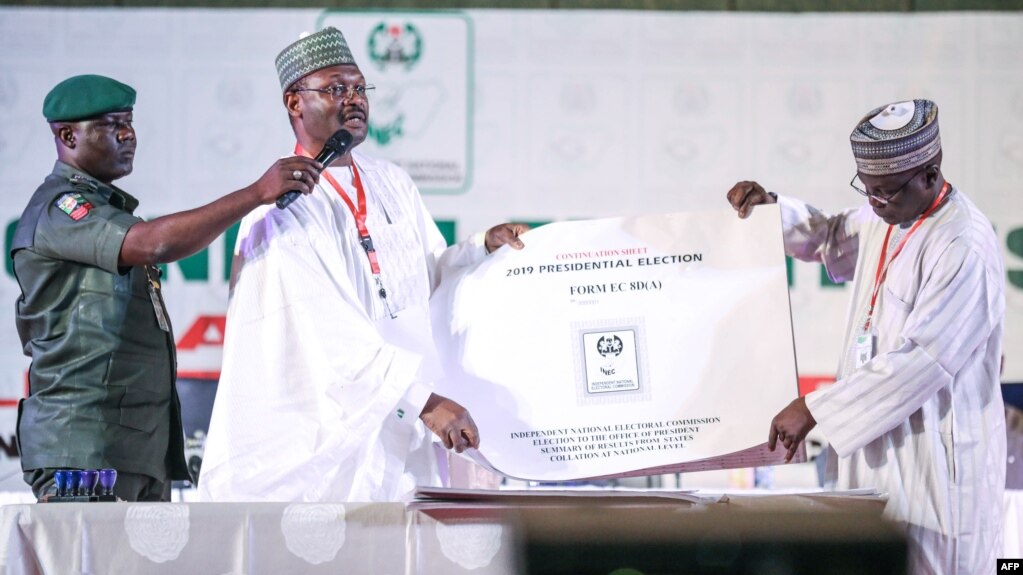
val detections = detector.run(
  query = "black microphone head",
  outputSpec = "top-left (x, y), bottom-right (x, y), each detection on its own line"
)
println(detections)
top-left (316, 129), bottom-right (355, 167)
top-left (326, 129), bottom-right (354, 154)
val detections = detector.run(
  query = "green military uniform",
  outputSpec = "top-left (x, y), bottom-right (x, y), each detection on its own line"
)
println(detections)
top-left (11, 161), bottom-right (189, 488)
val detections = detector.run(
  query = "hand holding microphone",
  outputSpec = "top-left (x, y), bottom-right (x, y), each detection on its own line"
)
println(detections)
top-left (276, 129), bottom-right (355, 209)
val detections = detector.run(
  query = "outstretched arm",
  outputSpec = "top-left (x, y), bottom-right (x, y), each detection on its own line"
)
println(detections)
top-left (726, 180), bottom-right (863, 281)
top-left (118, 156), bottom-right (322, 266)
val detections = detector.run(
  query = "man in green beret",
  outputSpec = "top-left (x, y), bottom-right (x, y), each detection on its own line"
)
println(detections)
top-left (12, 74), bottom-right (324, 501)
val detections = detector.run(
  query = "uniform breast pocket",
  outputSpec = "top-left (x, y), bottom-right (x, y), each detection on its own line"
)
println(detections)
top-left (107, 352), bottom-right (169, 433)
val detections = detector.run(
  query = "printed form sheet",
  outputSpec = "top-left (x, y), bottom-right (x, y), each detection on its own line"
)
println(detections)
top-left (431, 206), bottom-right (803, 481)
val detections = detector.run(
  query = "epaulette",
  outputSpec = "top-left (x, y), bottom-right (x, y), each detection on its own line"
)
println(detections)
top-left (68, 173), bottom-right (99, 194)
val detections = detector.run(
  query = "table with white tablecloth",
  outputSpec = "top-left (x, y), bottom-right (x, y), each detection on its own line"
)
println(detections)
top-left (0, 489), bottom-right (905, 575)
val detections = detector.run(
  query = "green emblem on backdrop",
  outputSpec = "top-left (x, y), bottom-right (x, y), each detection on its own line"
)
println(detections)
top-left (367, 22), bottom-right (423, 71)
top-left (368, 115), bottom-right (405, 146)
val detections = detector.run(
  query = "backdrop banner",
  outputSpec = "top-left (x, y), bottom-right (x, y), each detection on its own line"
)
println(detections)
top-left (0, 7), bottom-right (1020, 492)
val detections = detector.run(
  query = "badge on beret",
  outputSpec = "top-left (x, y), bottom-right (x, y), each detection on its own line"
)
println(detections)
top-left (55, 192), bottom-right (93, 221)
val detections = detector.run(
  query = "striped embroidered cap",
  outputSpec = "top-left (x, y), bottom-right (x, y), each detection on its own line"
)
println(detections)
top-left (850, 99), bottom-right (941, 176)
top-left (275, 27), bottom-right (357, 92)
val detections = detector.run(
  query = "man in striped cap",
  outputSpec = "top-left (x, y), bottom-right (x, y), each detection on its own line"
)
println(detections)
top-left (727, 100), bottom-right (1005, 575)
top-left (200, 27), bottom-right (527, 503)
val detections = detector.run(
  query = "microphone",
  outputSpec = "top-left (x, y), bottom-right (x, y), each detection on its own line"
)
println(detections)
top-left (276, 129), bottom-right (355, 209)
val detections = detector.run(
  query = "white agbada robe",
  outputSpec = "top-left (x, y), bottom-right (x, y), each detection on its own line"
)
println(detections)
top-left (199, 150), bottom-right (485, 502)
top-left (779, 190), bottom-right (1006, 575)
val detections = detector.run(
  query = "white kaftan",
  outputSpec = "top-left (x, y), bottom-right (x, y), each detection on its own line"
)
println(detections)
top-left (199, 150), bottom-right (485, 502)
top-left (779, 190), bottom-right (1006, 575)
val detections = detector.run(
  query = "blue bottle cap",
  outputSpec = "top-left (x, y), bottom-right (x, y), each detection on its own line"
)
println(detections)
top-left (81, 470), bottom-right (99, 496)
top-left (98, 468), bottom-right (118, 495)
top-left (53, 470), bottom-right (71, 496)
top-left (69, 470), bottom-right (83, 496)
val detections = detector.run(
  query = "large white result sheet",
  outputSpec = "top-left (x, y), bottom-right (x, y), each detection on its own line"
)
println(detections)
top-left (431, 206), bottom-right (802, 481)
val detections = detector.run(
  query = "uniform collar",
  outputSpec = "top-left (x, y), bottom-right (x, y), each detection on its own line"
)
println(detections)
top-left (52, 160), bottom-right (140, 214)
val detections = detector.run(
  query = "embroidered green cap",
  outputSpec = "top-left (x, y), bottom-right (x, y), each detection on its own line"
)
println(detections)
top-left (42, 74), bottom-right (136, 122)
top-left (275, 27), bottom-right (357, 92)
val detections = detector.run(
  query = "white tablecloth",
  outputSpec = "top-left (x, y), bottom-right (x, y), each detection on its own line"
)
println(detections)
top-left (0, 490), bottom-right (895, 575)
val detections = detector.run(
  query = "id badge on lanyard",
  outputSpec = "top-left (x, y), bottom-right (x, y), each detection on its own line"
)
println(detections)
top-left (300, 143), bottom-right (398, 319)
top-left (854, 332), bottom-right (876, 369)
top-left (856, 182), bottom-right (950, 370)
top-left (145, 265), bottom-right (170, 332)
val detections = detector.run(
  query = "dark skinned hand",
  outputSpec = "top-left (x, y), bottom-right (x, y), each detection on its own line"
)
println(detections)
top-left (726, 180), bottom-right (777, 219)
top-left (419, 393), bottom-right (480, 454)
top-left (250, 155), bottom-right (323, 205)
top-left (484, 223), bottom-right (529, 253)
top-left (767, 396), bottom-right (817, 463)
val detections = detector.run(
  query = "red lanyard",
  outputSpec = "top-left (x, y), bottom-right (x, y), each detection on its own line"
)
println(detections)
top-left (295, 143), bottom-right (394, 318)
top-left (295, 143), bottom-right (380, 275)
top-left (863, 182), bottom-right (951, 331)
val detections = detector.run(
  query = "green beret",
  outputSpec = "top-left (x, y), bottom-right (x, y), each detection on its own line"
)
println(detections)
top-left (42, 74), bottom-right (136, 122)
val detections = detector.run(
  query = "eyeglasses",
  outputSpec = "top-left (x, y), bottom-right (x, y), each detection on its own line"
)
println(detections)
top-left (849, 165), bottom-right (929, 205)
top-left (291, 84), bottom-right (375, 102)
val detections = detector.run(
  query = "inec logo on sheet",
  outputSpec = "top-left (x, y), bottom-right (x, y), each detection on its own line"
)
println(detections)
top-left (596, 335), bottom-right (623, 360)
top-left (583, 330), bottom-right (640, 393)
top-left (589, 331), bottom-right (634, 388)
top-left (595, 334), bottom-right (626, 379)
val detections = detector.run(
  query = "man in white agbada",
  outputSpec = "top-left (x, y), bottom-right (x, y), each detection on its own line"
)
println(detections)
top-left (727, 100), bottom-right (1005, 575)
top-left (199, 27), bottom-right (526, 502)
